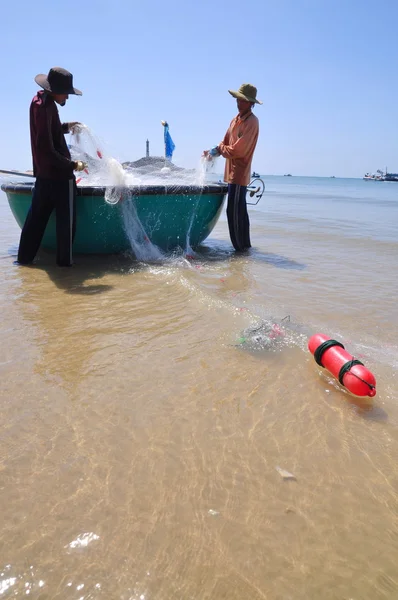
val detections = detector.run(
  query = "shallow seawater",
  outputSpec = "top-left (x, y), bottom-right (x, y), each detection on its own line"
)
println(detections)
top-left (0, 176), bottom-right (397, 599)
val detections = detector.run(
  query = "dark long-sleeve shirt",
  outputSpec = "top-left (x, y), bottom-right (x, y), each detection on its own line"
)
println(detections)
top-left (30, 91), bottom-right (75, 180)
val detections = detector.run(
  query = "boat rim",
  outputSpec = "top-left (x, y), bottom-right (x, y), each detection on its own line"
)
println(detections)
top-left (1, 182), bottom-right (229, 197)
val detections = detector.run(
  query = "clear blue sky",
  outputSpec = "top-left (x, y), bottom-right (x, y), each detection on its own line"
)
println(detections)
top-left (0, 0), bottom-right (396, 177)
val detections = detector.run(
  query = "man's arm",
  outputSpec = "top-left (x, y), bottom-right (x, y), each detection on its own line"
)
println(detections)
top-left (62, 122), bottom-right (83, 134)
top-left (202, 120), bottom-right (232, 158)
top-left (36, 108), bottom-right (77, 171)
top-left (218, 117), bottom-right (258, 160)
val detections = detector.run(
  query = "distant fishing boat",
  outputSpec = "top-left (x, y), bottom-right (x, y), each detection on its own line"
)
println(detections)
top-left (362, 167), bottom-right (398, 181)
top-left (363, 172), bottom-right (384, 181)
top-left (384, 172), bottom-right (398, 182)
top-left (251, 171), bottom-right (260, 178)
top-left (284, 174), bottom-right (292, 177)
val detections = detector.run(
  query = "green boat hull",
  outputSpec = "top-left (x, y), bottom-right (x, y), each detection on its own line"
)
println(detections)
top-left (1, 183), bottom-right (227, 254)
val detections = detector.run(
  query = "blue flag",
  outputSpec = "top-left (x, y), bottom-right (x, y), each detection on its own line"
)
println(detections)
top-left (163, 123), bottom-right (175, 161)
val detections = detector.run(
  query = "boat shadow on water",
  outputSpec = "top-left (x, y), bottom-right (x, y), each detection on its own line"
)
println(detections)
top-left (10, 242), bottom-right (240, 295)
top-left (250, 249), bottom-right (306, 270)
top-left (196, 241), bottom-right (307, 271)
top-left (10, 239), bottom-right (306, 294)
top-left (14, 251), bottom-right (139, 295)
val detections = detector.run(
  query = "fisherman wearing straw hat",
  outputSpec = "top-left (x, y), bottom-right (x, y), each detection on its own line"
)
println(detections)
top-left (17, 67), bottom-right (87, 267)
top-left (203, 83), bottom-right (261, 251)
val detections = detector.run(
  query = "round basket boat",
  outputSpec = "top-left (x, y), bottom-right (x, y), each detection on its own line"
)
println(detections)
top-left (1, 182), bottom-right (228, 254)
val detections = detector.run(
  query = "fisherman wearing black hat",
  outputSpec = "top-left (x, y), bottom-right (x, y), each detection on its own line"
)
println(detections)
top-left (17, 67), bottom-right (87, 267)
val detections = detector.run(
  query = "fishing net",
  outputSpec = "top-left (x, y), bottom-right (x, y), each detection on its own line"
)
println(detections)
top-left (69, 124), bottom-right (220, 200)
top-left (68, 125), bottom-right (222, 260)
top-left (68, 125), bottom-right (130, 204)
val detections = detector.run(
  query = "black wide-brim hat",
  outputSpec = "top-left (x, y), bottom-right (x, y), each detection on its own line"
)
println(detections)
top-left (35, 67), bottom-right (82, 95)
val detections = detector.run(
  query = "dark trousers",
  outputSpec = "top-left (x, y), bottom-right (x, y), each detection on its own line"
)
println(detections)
top-left (226, 184), bottom-right (251, 251)
top-left (17, 178), bottom-right (76, 266)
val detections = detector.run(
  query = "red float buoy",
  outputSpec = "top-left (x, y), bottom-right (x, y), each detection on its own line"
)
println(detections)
top-left (308, 333), bottom-right (376, 397)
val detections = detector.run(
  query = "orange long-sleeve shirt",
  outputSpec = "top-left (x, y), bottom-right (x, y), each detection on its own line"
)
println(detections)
top-left (218, 110), bottom-right (259, 186)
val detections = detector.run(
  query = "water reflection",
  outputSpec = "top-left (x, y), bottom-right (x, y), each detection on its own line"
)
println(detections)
top-left (12, 253), bottom-right (129, 391)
